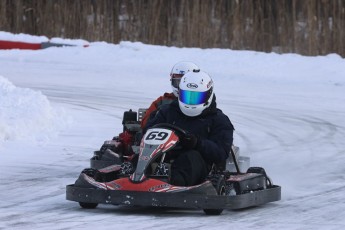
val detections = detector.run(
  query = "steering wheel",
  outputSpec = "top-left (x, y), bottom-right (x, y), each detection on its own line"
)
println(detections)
top-left (151, 123), bottom-right (187, 139)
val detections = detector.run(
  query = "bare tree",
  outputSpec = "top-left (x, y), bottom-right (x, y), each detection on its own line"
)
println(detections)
top-left (1, 0), bottom-right (345, 57)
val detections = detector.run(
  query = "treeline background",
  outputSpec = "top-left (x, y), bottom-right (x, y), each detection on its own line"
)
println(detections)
top-left (1, 0), bottom-right (345, 57)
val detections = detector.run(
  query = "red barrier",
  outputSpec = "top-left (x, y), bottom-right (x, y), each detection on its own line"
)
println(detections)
top-left (0, 40), bottom-right (89, 50)
top-left (0, 40), bottom-right (42, 50)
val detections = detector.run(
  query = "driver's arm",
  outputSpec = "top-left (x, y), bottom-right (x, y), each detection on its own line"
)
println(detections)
top-left (142, 107), bottom-right (167, 134)
top-left (196, 114), bottom-right (234, 164)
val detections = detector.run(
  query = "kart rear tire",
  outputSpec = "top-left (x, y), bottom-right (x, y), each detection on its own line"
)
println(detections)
top-left (203, 176), bottom-right (225, 215)
top-left (247, 166), bottom-right (272, 188)
top-left (79, 202), bottom-right (98, 209)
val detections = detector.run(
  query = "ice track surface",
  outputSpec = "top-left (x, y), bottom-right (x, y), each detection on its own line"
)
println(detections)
top-left (0, 41), bottom-right (345, 230)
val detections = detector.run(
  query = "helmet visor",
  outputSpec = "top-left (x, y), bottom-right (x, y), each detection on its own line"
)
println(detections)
top-left (179, 89), bottom-right (210, 105)
top-left (171, 74), bottom-right (184, 88)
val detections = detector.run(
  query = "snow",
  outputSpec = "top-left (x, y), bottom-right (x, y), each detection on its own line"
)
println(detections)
top-left (0, 31), bottom-right (49, 43)
top-left (1, 32), bottom-right (345, 229)
top-left (0, 76), bottom-right (68, 143)
top-left (0, 31), bottom-right (89, 46)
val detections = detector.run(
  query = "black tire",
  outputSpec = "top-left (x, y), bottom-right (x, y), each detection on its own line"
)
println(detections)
top-left (247, 166), bottom-right (266, 175)
top-left (79, 202), bottom-right (98, 209)
top-left (247, 167), bottom-right (272, 188)
top-left (203, 176), bottom-right (225, 215)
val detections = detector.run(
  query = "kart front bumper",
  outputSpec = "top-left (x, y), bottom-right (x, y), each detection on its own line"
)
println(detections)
top-left (66, 184), bottom-right (281, 210)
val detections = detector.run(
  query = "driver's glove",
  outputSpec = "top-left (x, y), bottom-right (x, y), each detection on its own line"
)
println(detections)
top-left (181, 133), bottom-right (198, 150)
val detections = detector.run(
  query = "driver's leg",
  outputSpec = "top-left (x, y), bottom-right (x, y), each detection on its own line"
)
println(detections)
top-left (170, 150), bottom-right (208, 186)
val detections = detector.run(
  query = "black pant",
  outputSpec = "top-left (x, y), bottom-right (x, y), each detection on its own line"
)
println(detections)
top-left (169, 150), bottom-right (209, 186)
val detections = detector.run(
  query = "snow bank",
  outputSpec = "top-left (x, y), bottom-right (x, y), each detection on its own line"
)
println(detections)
top-left (0, 31), bottom-right (89, 46)
top-left (0, 31), bottom-right (48, 43)
top-left (0, 76), bottom-right (69, 144)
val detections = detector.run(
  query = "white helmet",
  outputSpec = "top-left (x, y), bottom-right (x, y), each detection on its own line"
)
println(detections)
top-left (178, 70), bottom-right (214, 117)
top-left (170, 61), bottom-right (200, 97)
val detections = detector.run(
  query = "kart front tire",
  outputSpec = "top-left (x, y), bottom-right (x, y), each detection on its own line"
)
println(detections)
top-left (79, 202), bottom-right (98, 209)
top-left (203, 208), bottom-right (224, 215)
top-left (203, 176), bottom-right (225, 215)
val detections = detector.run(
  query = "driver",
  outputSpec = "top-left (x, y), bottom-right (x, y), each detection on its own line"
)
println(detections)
top-left (144, 70), bottom-right (234, 186)
top-left (140, 61), bottom-right (200, 128)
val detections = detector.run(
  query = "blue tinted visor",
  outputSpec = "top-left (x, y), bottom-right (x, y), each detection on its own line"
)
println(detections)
top-left (179, 89), bottom-right (209, 105)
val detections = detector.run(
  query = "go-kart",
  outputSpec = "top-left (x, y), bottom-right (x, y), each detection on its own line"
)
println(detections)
top-left (89, 109), bottom-right (144, 169)
top-left (66, 123), bottom-right (281, 215)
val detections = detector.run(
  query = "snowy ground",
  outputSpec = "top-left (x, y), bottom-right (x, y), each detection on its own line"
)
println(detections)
top-left (1, 32), bottom-right (345, 229)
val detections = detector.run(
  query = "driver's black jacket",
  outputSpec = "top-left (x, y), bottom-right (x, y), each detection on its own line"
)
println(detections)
top-left (144, 96), bottom-right (234, 165)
